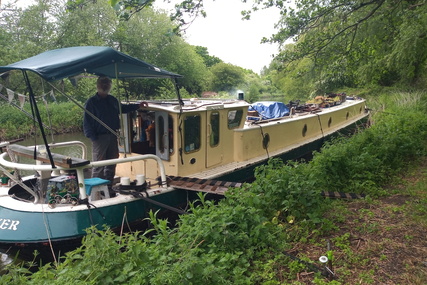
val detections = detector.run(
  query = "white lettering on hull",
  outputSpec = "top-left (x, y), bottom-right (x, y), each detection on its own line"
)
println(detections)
top-left (0, 218), bottom-right (20, 230)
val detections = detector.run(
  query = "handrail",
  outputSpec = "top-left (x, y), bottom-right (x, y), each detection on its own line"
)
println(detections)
top-left (45, 141), bottom-right (87, 160)
top-left (0, 151), bottom-right (168, 204)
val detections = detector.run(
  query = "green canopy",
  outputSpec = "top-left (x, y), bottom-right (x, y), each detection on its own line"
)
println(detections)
top-left (0, 46), bottom-right (183, 168)
top-left (0, 46), bottom-right (182, 81)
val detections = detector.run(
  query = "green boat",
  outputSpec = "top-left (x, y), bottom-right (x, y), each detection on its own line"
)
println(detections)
top-left (0, 47), bottom-right (189, 256)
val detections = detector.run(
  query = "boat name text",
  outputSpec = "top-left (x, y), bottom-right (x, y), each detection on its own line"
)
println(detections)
top-left (0, 218), bottom-right (20, 231)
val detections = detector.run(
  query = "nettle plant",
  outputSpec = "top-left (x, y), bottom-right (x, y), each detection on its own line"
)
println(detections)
top-left (240, 159), bottom-right (325, 225)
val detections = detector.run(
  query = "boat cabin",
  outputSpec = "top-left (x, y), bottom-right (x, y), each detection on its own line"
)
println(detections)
top-left (117, 98), bottom-right (250, 182)
top-left (116, 97), bottom-right (368, 183)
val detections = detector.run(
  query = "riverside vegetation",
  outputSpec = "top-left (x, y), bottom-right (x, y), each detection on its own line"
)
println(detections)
top-left (0, 102), bottom-right (82, 140)
top-left (1, 91), bottom-right (427, 284)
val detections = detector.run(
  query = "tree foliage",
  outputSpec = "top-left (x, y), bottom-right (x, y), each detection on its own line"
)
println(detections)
top-left (55, 0), bottom-right (118, 47)
top-left (147, 0), bottom-right (427, 92)
top-left (0, 0), bottom-right (208, 99)
top-left (112, 7), bottom-right (211, 96)
top-left (0, 0), bottom-right (58, 62)
top-left (209, 62), bottom-right (246, 92)
top-left (265, 0), bottom-right (427, 90)
top-left (0, 0), bottom-right (258, 100)
top-left (194, 46), bottom-right (222, 67)
top-left (5, 0), bottom-right (425, 99)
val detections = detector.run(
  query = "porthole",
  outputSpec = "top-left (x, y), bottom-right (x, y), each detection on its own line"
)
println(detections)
top-left (262, 133), bottom-right (270, 149)
top-left (302, 124), bottom-right (308, 137)
top-left (328, 117), bottom-right (332, 128)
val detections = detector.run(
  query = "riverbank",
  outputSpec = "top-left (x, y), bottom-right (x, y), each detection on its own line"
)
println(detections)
top-left (2, 160), bottom-right (426, 284)
top-left (290, 158), bottom-right (427, 284)
top-left (0, 102), bottom-right (83, 141)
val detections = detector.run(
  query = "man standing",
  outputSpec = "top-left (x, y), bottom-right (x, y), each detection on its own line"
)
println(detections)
top-left (83, 76), bottom-right (142, 185)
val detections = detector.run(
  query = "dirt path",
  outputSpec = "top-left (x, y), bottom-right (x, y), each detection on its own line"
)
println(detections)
top-left (289, 161), bottom-right (427, 284)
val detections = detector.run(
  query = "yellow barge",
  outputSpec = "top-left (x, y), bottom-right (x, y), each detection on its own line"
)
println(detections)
top-left (117, 96), bottom-right (369, 183)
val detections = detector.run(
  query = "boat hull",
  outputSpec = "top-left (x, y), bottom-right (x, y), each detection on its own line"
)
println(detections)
top-left (215, 112), bottom-right (369, 182)
top-left (0, 97), bottom-right (369, 259)
top-left (0, 188), bottom-right (190, 247)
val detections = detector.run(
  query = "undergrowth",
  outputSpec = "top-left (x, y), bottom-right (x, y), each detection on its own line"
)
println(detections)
top-left (1, 92), bottom-right (427, 284)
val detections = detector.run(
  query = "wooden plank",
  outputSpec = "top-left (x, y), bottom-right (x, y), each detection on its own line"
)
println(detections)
top-left (7, 144), bottom-right (90, 168)
top-left (168, 176), bottom-right (242, 195)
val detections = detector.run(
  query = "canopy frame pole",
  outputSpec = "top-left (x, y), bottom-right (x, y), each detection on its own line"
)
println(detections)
top-left (115, 63), bottom-right (127, 157)
top-left (22, 70), bottom-right (56, 169)
top-left (0, 92), bottom-right (52, 130)
top-left (174, 77), bottom-right (184, 106)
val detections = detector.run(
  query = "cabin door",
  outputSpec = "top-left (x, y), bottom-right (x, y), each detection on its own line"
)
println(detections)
top-left (155, 111), bottom-right (169, 161)
top-left (206, 110), bottom-right (223, 167)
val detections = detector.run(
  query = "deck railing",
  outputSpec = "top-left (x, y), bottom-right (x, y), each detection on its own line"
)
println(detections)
top-left (0, 141), bottom-right (168, 204)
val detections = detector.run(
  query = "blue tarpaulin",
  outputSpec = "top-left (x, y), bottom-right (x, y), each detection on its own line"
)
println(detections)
top-left (248, 101), bottom-right (290, 120)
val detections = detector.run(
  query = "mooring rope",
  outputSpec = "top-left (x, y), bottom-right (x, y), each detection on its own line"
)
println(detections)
top-left (256, 124), bottom-right (270, 159)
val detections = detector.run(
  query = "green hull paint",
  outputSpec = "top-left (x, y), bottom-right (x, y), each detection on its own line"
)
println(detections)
top-left (0, 189), bottom-right (189, 245)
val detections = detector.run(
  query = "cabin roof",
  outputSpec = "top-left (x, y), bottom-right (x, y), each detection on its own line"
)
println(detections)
top-left (137, 98), bottom-right (250, 113)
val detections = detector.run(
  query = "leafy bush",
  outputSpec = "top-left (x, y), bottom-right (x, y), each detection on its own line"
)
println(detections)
top-left (310, 108), bottom-right (427, 196)
top-left (6, 197), bottom-right (286, 285)
top-left (0, 106), bottom-right (34, 139)
top-left (43, 102), bottom-right (83, 133)
top-left (233, 159), bottom-right (325, 225)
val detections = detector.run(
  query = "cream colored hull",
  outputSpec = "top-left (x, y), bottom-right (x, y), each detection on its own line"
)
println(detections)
top-left (197, 100), bottom-right (367, 180)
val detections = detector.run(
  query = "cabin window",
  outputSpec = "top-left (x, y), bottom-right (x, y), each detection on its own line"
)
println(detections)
top-left (210, 112), bottom-right (220, 147)
top-left (155, 115), bottom-right (174, 154)
top-left (228, 109), bottom-right (243, 129)
top-left (184, 115), bottom-right (201, 153)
